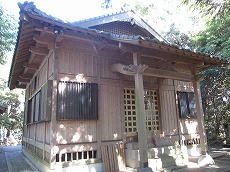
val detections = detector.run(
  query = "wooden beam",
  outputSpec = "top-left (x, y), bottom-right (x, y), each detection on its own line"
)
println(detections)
top-left (29, 46), bottom-right (49, 56)
top-left (15, 84), bottom-right (26, 89)
top-left (33, 34), bottom-right (54, 45)
top-left (19, 73), bottom-right (33, 79)
top-left (17, 78), bottom-right (30, 83)
top-left (111, 63), bottom-right (195, 82)
top-left (119, 42), bottom-right (206, 65)
top-left (23, 62), bottom-right (39, 70)
top-left (111, 63), bottom-right (148, 75)
top-left (144, 67), bottom-right (194, 82)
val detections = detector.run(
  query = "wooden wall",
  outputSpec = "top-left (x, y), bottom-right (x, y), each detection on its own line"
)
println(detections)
top-left (23, 36), bottom-right (201, 163)
top-left (56, 121), bottom-right (97, 143)
top-left (55, 47), bottom-right (125, 149)
top-left (23, 50), bottom-right (54, 159)
top-left (100, 84), bottom-right (123, 141)
top-left (159, 78), bottom-right (199, 142)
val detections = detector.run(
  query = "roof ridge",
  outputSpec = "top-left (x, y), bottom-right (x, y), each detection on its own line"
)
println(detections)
top-left (73, 9), bottom-right (135, 24)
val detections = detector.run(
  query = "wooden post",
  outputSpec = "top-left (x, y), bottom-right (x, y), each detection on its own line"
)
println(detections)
top-left (133, 52), bottom-right (148, 168)
top-left (50, 50), bottom-right (58, 169)
top-left (193, 80), bottom-right (207, 155)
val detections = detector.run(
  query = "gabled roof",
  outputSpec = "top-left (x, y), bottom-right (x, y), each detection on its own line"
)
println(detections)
top-left (8, 2), bottom-right (228, 90)
top-left (74, 10), bottom-right (166, 42)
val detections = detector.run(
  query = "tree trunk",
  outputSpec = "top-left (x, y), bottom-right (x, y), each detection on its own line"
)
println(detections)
top-left (6, 129), bottom-right (10, 138)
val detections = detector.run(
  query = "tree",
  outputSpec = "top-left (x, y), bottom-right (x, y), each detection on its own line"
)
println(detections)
top-left (193, 12), bottom-right (230, 58)
top-left (182, 0), bottom-right (230, 18)
top-left (200, 67), bottom-right (230, 144)
top-left (0, 2), bottom-right (17, 65)
top-left (190, 1), bottom-right (230, 145)
top-left (0, 78), bottom-right (24, 140)
top-left (161, 23), bottom-right (195, 50)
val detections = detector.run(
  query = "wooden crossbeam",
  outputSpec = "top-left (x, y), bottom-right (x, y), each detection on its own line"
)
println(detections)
top-left (111, 63), bottom-right (195, 82)
top-left (144, 67), bottom-right (194, 81)
top-left (119, 42), bottom-right (206, 65)
top-left (33, 34), bottom-right (53, 45)
top-left (29, 46), bottom-right (49, 56)
top-left (17, 78), bottom-right (30, 83)
top-left (23, 62), bottom-right (39, 70)
top-left (19, 73), bottom-right (33, 79)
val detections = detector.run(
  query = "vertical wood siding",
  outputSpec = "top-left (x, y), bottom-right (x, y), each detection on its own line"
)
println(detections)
top-left (58, 50), bottom-right (99, 77)
top-left (159, 88), bottom-right (178, 136)
top-left (100, 84), bottom-right (122, 141)
top-left (159, 79), bottom-right (198, 139)
top-left (24, 51), bottom-right (53, 149)
top-left (36, 122), bottom-right (46, 142)
top-left (56, 121), bottom-right (97, 144)
top-left (29, 124), bottom-right (35, 139)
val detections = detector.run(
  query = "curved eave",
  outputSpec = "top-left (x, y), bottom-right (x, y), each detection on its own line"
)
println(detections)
top-left (8, 20), bottom-right (23, 90)
top-left (8, 20), bottom-right (36, 90)
top-left (108, 35), bottom-right (227, 67)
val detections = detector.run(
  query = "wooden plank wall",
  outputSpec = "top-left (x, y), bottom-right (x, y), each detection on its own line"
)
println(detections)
top-left (56, 121), bottom-right (97, 144)
top-left (24, 51), bottom-right (54, 153)
top-left (58, 50), bottom-right (99, 77)
top-left (100, 84), bottom-right (123, 141)
top-left (159, 78), bottom-right (179, 145)
top-left (55, 47), bottom-right (126, 157)
top-left (159, 78), bottom-right (199, 142)
top-left (159, 87), bottom-right (178, 136)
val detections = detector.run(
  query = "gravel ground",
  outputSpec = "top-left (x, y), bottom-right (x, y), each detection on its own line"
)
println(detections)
top-left (0, 145), bottom-right (35, 172)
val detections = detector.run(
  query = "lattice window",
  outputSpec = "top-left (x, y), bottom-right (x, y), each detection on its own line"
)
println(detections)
top-left (124, 89), bottom-right (137, 134)
top-left (124, 88), bottom-right (160, 135)
top-left (144, 89), bottom-right (160, 131)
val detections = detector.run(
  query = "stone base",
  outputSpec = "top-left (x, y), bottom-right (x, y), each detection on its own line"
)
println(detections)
top-left (23, 148), bottom-right (103, 172)
top-left (197, 154), bottom-right (215, 167)
top-left (137, 167), bottom-right (153, 172)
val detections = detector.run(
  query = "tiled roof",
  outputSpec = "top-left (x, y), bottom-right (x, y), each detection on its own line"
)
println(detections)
top-left (17, 2), bottom-right (228, 63)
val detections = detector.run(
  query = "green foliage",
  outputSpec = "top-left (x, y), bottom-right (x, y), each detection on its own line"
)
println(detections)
top-left (192, 2), bottom-right (230, 144)
top-left (182, 0), bottom-right (230, 18)
top-left (162, 23), bottom-right (195, 50)
top-left (0, 78), bottom-right (24, 135)
top-left (193, 12), bottom-right (230, 58)
top-left (200, 67), bottom-right (230, 143)
top-left (0, 2), bottom-right (17, 65)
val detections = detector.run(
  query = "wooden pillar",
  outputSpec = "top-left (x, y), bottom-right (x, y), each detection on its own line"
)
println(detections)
top-left (50, 50), bottom-right (58, 169)
top-left (133, 52), bottom-right (148, 168)
top-left (193, 80), bottom-right (207, 155)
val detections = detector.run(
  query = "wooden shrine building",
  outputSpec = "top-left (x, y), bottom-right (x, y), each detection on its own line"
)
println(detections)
top-left (8, 2), bottom-right (227, 172)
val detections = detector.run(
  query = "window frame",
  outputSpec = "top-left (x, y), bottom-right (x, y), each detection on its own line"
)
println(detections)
top-left (177, 91), bottom-right (197, 119)
top-left (26, 81), bottom-right (51, 124)
top-left (57, 81), bottom-right (98, 120)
